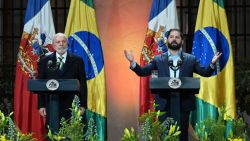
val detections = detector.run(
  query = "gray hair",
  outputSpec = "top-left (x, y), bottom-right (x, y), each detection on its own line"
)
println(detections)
top-left (52, 33), bottom-right (67, 44)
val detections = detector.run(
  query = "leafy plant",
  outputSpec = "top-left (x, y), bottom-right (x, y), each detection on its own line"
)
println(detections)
top-left (84, 118), bottom-right (99, 141)
top-left (122, 110), bottom-right (181, 141)
top-left (232, 118), bottom-right (247, 138)
top-left (0, 110), bottom-right (34, 141)
top-left (122, 128), bottom-right (139, 141)
top-left (163, 123), bottom-right (181, 141)
top-left (195, 105), bottom-right (247, 141)
top-left (195, 117), bottom-right (226, 141)
top-left (0, 111), bottom-right (11, 135)
top-left (47, 95), bottom-right (85, 141)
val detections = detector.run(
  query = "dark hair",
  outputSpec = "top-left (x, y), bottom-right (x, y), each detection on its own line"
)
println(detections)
top-left (166, 28), bottom-right (183, 39)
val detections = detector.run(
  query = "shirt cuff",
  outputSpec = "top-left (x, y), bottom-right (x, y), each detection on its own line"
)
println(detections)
top-left (130, 61), bottom-right (136, 69)
top-left (210, 63), bottom-right (215, 69)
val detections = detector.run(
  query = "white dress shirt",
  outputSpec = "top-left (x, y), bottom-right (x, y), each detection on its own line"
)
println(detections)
top-left (130, 51), bottom-right (182, 78)
top-left (168, 50), bottom-right (181, 78)
top-left (56, 52), bottom-right (67, 64)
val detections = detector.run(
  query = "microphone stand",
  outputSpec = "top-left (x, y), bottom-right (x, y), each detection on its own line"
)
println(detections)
top-left (169, 60), bottom-right (182, 78)
top-left (168, 59), bottom-right (182, 125)
top-left (170, 66), bottom-right (180, 78)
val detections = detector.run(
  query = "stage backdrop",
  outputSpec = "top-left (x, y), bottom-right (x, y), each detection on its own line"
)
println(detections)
top-left (94, 0), bottom-right (152, 140)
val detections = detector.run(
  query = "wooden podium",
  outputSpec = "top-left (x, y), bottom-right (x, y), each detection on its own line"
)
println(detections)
top-left (150, 77), bottom-right (200, 123)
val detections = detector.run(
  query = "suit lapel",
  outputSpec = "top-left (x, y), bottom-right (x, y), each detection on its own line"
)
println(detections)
top-left (179, 52), bottom-right (185, 77)
top-left (50, 52), bottom-right (57, 70)
top-left (162, 52), bottom-right (170, 77)
top-left (51, 52), bottom-right (57, 63)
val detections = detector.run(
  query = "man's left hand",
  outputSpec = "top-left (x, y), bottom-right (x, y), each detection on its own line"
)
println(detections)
top-left (211, 52), bottom-right (222, 64)
top-left (79, 107), bottom-right (85, 116)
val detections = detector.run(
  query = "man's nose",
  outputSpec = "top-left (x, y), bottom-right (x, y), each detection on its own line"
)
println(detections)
top-left (59, 42), bottom-right (64, 45)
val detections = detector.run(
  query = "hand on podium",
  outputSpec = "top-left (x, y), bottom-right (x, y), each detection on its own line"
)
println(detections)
top-left (79, 107), bottom-right (85, 116)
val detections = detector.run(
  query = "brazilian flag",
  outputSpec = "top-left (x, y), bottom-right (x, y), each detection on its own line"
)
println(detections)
top-left (191, 0), bottom-right (236, 137)
top-left (65, 0), bottom-right (107, 140)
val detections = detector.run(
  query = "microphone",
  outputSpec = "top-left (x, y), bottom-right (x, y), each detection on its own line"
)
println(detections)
top-left (177, 59), bottom-right (182, 67)
top-left (47, 60), bottom-right (59, 71)
top-left (47, 60), bottom-right (53, 68)
top-left (56, 61), bottom-right (60, 66)
top-left (168, 58), bottom-right (181, 78)
top-left (168, 59), bottom-right (173, 67)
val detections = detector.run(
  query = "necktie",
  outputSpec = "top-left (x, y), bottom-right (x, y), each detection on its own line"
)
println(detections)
top-left (58, 56), bottom-right (64, 71)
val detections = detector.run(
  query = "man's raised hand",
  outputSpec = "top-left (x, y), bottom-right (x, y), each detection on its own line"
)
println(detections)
top-left (124, 50), bottom-right (134, 63)
top-left (212, 52), bottom-right (222, 64)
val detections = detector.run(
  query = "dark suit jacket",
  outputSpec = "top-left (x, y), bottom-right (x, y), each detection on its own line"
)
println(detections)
top-left (132, 52), bottom-right (214, 111)
top-left (37, 52), bottom-right (87, 128)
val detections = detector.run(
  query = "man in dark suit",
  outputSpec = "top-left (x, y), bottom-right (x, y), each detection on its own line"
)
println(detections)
top-left (38, 33), bottom-right (87, 133)
top-left (124, 29), bottom-right (221, 141)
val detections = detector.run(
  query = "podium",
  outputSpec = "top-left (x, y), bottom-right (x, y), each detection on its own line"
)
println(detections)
top-left (150, 77), bottom-right (200, 124)
top-left (150, 77), bottom-right (200, 94)
top-left (28, 79), bottom-right (80, 133)
top-left (28, 79), bottom-right (80, 94)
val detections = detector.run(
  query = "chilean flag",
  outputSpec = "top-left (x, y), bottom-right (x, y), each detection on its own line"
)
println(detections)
top-left (140, 0), bottom-right (179, 115)
top-left (14, 0), bottom-right (55, 140)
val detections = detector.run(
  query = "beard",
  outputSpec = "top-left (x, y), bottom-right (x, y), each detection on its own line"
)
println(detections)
top-left (168, 41), bottom-right (182, 50)
top-left (56, 46), bottom-right (68, 55)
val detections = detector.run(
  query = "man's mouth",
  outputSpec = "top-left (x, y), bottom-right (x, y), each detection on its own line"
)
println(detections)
top-left (171, 42), bottom-right (177, 46)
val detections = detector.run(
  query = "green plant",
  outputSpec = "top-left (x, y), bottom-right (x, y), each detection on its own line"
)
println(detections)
top-left (122, 110), bottom-right (181, 141)
top-left (84, 118), bottom-right (99, 141)
top-left (227, 117), bottom-right (247, 141)
top-left (139, 110), bottom-right (163, 141)
top-left (195, 105), bottom-right (247, 141)
top-left (48, 95), bottom-right (85, 141)
top-left (232, 118), bottom-right (247, 138)
top-left (122, 128), bottom-right (139, 141)
top-left (0, 110), bottom-right (34, 141)
top-left (195, 116), bottom-right (226, 141)
top-left (0, 111), bottom-right (11, 135)
top-left (163, 123), bottom-right (181, 141)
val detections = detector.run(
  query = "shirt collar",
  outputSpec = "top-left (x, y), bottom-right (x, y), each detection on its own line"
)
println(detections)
top-left (56, 52), bottom-right (67, 62)
top-left (167, 50), bottom-right (181, 58)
